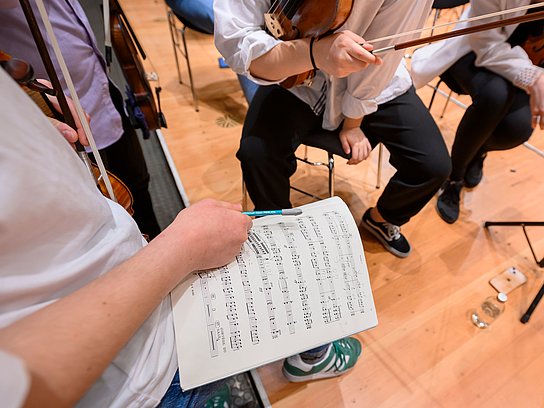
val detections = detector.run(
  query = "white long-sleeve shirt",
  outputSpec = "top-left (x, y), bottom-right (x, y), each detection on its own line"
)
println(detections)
top-left (411, 0), bottom-right (544, 91)
top-left (0, 69), bottom-right (176, 408)
top-left (214, 0), bottom-right (433, 130)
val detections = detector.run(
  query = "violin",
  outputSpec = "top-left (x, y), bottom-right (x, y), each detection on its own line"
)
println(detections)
top-left (523, 34), bottom-right (544, 67)
top-left (109, 0), bottom-right (166, 137)
top-left (92, 163), bottom-right (134, 215)
top-left (518, 6), bottom-right (544, 67)
top-left (264, 0), bottom-right (354, 88)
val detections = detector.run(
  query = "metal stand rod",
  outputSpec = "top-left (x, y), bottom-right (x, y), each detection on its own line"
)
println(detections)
top-left (521, 283), bottom-right (544, 324)
top-left (484, 221), bottom-right (544, 267)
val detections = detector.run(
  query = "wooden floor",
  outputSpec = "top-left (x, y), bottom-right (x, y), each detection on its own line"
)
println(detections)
top-left (121, 2), bottom-right (544, 407)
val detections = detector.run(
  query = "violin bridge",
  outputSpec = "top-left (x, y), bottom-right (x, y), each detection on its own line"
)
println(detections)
top-left (264, 13), bottom-right (285, 39)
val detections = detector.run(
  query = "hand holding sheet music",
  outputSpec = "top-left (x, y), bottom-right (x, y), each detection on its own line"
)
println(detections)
top-left (171, 197), bottom-right (378, 390)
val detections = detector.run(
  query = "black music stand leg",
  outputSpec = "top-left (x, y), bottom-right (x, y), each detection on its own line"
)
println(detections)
top-left (484, 221), bottom-right (544, 323)
top-left (520, 283), bottom-right (544, 324)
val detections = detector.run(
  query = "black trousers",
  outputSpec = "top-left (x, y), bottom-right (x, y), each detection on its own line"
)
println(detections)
top-left (237, 85), bottom-right (450, 226)
top-left (94, 83), bottom-right (161, 239)
top-left (441, 52), bottom-right (533, 181)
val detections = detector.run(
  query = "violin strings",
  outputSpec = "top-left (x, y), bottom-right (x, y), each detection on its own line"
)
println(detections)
top-left (280, 0), bottom-right (300, 27)
top-left (34, 0), bottom-right (117, 202)
top-left (267, 0), bottom-right (302, 34)
top-left (367, 1), bottom-right (544, 45)
top-left (268, 0), bottom-right (282, 15)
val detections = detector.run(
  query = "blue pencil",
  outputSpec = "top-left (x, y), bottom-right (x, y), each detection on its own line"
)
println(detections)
top-left (242, 209), bottom-right (303, 217)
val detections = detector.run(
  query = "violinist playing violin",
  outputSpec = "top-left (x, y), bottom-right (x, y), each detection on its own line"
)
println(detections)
top-left (411, 0), bottom-right (544, 224)
top-left (215, 0), bottom-right (450, 259)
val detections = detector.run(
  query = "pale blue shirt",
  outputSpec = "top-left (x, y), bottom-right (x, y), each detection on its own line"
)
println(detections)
top-left (0, 0), bottom-right (123, 149)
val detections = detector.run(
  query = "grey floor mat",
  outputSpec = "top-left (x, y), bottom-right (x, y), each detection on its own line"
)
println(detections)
top-left (138, 131), bottom-right (184, 230)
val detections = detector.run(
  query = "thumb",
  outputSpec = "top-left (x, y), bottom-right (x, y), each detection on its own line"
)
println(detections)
top-left (49, 118), bottom-right (78, 143)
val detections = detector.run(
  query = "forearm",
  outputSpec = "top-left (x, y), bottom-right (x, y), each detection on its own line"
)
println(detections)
top-left (343, 116), bottom-right (363, 129)
top-left (0, 239), bottom-right (191, 408)
top-left (249, 38), bottom-right (313, 82)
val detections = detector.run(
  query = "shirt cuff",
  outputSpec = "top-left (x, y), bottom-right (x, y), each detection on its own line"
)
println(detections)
top-left (341, 93), bottom-right (378, 119)
top-left (514, 66), bottom-right (544, 92)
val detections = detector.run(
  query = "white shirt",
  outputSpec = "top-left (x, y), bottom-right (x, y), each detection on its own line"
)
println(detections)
top-left (0, 350), bottom-right (29, 408)
top-left (411, 0), bottom-right (544, 91)
top-left (214, 0), bottom-right (433, 130)
top-left (0, 69), bottom-right (176, 407)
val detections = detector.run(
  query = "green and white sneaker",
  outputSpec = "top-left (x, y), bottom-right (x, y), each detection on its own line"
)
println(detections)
top-left (282, 337), bottom-right (362, 382)
top-left (204, 384), bottom-right (230, 408)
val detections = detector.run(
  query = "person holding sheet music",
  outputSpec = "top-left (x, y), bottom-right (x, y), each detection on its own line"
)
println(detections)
top-left (0, 0), bottom-right (161, 239)
top-left (411, 0), bottom-right (544, 224)
top-left (0, 67), bottom-right (254, 407)
top-left (214, 0), bottom-right (450, 262)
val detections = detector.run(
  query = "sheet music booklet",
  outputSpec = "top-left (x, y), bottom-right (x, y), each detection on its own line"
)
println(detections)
top-left (171, 196), bottom-right (378, 390)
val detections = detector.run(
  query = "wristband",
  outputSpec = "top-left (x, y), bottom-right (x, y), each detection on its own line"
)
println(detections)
top-left (309, 37), bottom-right (319, 71)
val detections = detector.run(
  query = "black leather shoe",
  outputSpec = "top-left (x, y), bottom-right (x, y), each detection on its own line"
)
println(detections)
top-left (464, 152), bottom-right (487, 188)
top-left (436, 180), bottom-right (464, 224)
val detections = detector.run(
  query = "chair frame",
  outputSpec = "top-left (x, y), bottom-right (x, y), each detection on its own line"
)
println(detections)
top-left (166, 8), bottom-right (199, 111)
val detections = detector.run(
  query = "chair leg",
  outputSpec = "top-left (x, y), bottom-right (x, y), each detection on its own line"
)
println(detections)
top-left (428, 79), bottom-right (442, 110)
top-left (328, 153), bottom-right (335, 197)
top-left (180, 26), bottom-right (199, 112)
top-left (376, 143), bottom-right (383, 189)
top-left (167, 10), bottom-right (183, 84)
top-left (440, 89), bottom-right (454, 119)
top-left (431, 9), bottom-right (440, 35)
top-left (242, 179), bottom-right (248, 211)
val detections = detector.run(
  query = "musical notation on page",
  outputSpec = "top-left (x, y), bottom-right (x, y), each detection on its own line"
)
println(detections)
top-left (171, 197), bottom-right (378, 390)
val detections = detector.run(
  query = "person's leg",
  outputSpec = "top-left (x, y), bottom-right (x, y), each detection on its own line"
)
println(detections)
top-left (446, 53), bottom-right (517, 182)
top-left (101, 83), bottom-right (161, 239)
top-left (481, 88), bottom-right (533, 152)
top-left (359, 87), bottom-right (450, 255)
top-left (237, 85), bottom-right (322, 210)
top-left (165, 0), bottom-right (214, 34)
top-left (437, 53), bottom-right (519, 223)
top-left (157, 371), bottom-right (228, 408)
